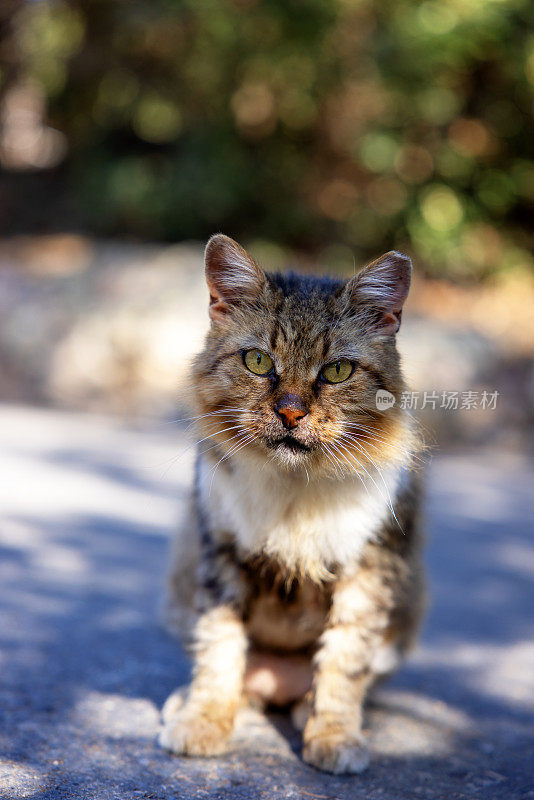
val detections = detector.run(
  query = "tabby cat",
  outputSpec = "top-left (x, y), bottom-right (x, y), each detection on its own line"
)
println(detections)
top-left (159, 234), bottom-right (424, 774)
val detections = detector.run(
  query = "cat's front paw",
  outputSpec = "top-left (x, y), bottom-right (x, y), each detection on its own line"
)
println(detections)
top-left (159, 706), bottom-right (234, 757)
top-left (302, 715), bottom-right (369, 774)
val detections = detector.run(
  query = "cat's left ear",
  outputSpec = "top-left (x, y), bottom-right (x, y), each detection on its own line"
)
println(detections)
top-left (204, 234), bottom-right (266, 322)
top-left (345, 251), bottom-right (412, 335)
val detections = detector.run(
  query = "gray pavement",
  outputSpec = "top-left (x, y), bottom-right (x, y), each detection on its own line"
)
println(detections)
top-left (0, 405), bottom-right (532, 800)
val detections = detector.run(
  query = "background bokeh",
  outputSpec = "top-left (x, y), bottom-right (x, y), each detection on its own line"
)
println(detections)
top-left (2, 7), bottom-right (534, 796)
top-left (3, 0), bottom-right (534, 276)
top-left (0, 0), bottom-right (533, 448)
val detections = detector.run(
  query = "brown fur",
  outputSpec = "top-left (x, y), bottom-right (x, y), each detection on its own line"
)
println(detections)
top-left (159, 235), bottom-right (425, 774)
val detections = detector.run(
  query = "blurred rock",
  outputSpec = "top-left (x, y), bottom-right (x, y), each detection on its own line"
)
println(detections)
top-left (0, 237), bottom-right (208, 415)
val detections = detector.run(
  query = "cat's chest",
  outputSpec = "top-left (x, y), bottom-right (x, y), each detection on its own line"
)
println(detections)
top-left (199, 456), bottom-right (401, 576)
top-left (245, 568), bottom-right (331, 651)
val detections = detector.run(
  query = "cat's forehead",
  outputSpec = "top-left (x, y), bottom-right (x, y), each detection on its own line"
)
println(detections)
top-left (275, 296), bottom-right (332, 340)
top-left (253, 273), bottom-right (364, 365)
top-left (252, 284), bottom-right (328, 353)
top-left (269, 272), bottom-right (343, 332)
top-left (225, 270), bottom-right (372, 367)
top-left (242, 310), bottom-right (328, 366)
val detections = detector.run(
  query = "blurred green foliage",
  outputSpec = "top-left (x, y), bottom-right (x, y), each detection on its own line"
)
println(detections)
top-left (7, 0), bottom-right (534, 277)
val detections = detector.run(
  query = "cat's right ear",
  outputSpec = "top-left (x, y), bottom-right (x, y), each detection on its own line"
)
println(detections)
top-left (204, 234), bottom-right (266, 323)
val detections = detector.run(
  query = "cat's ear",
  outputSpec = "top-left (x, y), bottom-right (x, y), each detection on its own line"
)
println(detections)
top-left (204, 234), bottom-right (266, 322)
top-left (345, 251), bottom-right (412, 335)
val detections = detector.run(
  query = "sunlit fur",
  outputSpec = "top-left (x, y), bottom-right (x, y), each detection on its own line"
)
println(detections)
top-left (193, 270), bottom-right (416, 479)
top-left (160, 236), bottom-right (425, 775)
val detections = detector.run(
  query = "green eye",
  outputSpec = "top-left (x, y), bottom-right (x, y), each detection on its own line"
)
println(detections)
top-left (244, 349), bottom-right (274, 376)
top-left (321, 360), bottom-right (353, 384)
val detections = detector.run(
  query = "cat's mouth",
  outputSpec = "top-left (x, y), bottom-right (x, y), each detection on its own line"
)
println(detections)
top-left (269, 435), bottom-right (312, 454)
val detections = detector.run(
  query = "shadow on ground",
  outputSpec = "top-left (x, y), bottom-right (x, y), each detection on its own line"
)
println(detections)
top-left (0, 407), bottom-right (532, 800)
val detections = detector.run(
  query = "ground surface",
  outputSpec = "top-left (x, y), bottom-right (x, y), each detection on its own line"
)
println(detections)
top-left (0, 405), bottom-right (532, 800)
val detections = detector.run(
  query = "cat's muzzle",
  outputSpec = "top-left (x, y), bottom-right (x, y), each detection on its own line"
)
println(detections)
top-left (268, 434), bottom-right (313, 454)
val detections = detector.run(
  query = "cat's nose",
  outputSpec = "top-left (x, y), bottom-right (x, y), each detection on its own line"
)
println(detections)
top-left (274, 394), bottom-right (308, 429)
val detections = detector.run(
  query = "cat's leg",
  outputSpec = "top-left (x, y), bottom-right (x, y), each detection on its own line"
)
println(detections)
top-left (160, 495), bottom-right (250, 757)
top-left (302, 553), bottom-right (420, 774)
top-left (159, 603), bottom-right (247, 756)
top-left (302, 622), bottom-right (374, 774)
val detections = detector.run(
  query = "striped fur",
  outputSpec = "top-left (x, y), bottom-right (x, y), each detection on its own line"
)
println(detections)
top-left (160, 235), bottom-right (425, 774)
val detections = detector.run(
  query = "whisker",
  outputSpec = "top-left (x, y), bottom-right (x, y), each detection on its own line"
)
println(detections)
top-left (337, 434), bottom-right (402, 530)
top-left (341, 425), bottom-right (424, 465)
top-left (189, 408), bottom-right (254, 419)
top-left (184, 411), bottom-right (256, 432)
top-left (333, 442), bottom-right (370, 494)
top-left (160, 422), bottom-right (251, 477)
top-left (199, 429), bottom-right (251, 457)
top-left (321, 442), bottom-right (347, 478)
top-left (341, 421), bottom-right (419, 454)
top-left (327, 439), bottom-right (369, 494)
top-left (341, 428), bottom-right (394, 448)
top-left (208, 433), bottom-right (257, 494)
top-left (342, 421), bottom-right (395, 437)
top-left (335, 436), bottom-right (393, 510)
top-left (208, 432), bottom-right (252, 474)
top-left (188, 423), bottom-right (250, 450)
top-left (164, 407), bottom-right (255, 426)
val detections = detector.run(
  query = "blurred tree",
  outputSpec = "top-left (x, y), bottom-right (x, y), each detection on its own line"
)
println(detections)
top-left (3, 0), bottom-right (534, 278)
top-left (0, 1), bottom-right (23, 99)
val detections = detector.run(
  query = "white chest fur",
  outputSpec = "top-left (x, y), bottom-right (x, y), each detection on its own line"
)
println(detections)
top-left (198, 454), bottom-right (404, 578)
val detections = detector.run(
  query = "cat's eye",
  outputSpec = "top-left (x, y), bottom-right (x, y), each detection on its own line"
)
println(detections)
top-left (243, 349), bottom-right (274, 376)
top-left (321, 359), bottom-right (353, 384)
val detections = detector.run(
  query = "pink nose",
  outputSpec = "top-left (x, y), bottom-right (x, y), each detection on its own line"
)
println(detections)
top-left (274, 394), bottom-right (308, 429)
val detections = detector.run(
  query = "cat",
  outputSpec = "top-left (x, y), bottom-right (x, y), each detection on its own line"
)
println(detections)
top-left (159, 234), bottom-right (425, 774)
